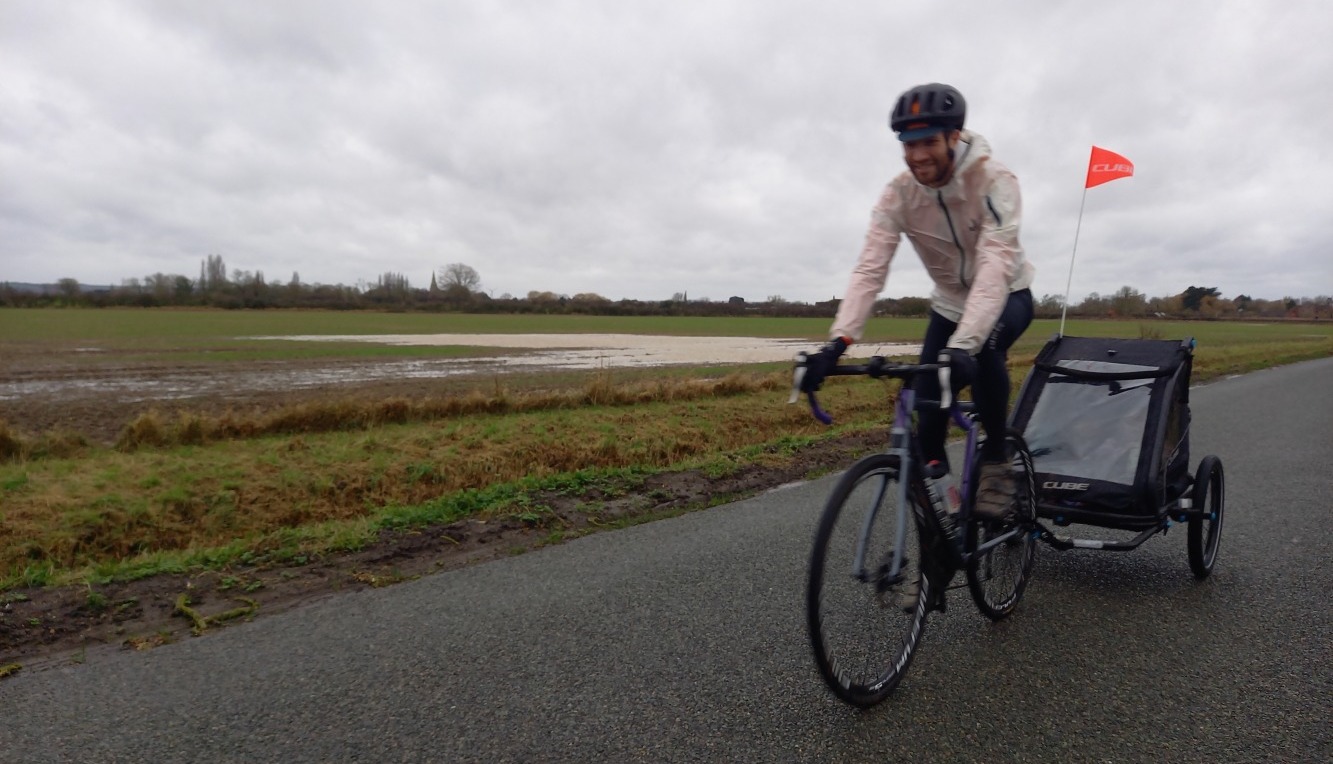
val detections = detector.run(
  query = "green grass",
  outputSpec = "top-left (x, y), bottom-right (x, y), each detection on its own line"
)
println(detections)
top-left (0, 307), bottom-right (846, 343)
top-left (3, 307), bottom-right (1326, 351)
top-left (1012, 318), bottom-right (1332, 350)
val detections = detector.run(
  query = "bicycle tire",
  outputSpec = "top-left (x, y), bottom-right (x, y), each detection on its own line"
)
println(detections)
top-left (1188, 455), bottom-right (1224, 579)
top-left (964, 430), bottom-right (1038, 621)
top-left (806, 453), bottom-right (932, 706)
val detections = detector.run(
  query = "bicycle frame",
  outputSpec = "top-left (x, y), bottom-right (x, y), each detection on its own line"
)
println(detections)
top-left (810, 365), bottom-right (1026, 582)
top-left (850, 383), bottom-right (988, 582)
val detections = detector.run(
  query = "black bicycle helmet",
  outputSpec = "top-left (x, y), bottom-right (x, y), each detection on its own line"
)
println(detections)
top-left (890, 83), bottom-right (966, 140)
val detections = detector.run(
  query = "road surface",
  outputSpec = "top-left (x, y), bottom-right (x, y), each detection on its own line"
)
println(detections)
top-left (2, 358), bottom-right (1329, 763)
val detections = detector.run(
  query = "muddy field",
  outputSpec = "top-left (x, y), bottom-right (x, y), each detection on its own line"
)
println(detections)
top-left (1, 352), bottom-right (491, 445)
top-left (0, 334), bottom-right (917, 443)
top-left (0, 336), bottom-right (891, 674)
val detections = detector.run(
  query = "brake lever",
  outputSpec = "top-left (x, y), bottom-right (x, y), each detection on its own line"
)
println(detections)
top-left (938, 363), bottom-right (952, 410)
top-left (788, 353), bottom-right (808, 405)
top-left (790, 352), bottom-right (835, 425)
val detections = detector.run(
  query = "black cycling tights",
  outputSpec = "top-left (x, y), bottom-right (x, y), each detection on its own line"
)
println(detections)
top-left (914, 289), bottom-right (1033, 467)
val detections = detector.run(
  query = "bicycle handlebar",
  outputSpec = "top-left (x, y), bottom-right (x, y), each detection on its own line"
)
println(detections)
top-left (789, 354), bottom-right (954, 425)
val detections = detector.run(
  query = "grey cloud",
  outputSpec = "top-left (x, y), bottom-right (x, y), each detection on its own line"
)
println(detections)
top-left (1, 1), bottom-right (1329, 303)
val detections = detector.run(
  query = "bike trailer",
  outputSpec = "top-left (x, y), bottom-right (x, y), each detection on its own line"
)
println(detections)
top-left (1011, 335), bottom-right (1193, 529)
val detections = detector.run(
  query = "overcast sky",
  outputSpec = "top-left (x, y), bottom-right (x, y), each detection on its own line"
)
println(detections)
top-left (2, 1), bottom-right (1330, 304)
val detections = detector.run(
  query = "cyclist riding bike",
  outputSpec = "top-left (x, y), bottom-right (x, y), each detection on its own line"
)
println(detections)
top-left (801, 82), bottom-right (1035, 519)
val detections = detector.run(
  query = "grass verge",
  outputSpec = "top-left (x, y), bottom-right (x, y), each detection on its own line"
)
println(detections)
top-left (0, 370), bottom-right (887, 589)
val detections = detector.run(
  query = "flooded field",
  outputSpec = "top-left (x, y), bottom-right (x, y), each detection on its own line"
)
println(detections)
top-left (2, 334), bottom-right (920, 404)
top-left (0, 333), bottom-right (919, 442)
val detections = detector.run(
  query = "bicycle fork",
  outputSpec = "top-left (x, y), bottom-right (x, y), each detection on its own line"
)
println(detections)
top-left (851, 426), bottom-right (914, 588)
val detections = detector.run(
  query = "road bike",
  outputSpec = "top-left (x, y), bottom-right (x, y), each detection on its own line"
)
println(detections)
top-left (795, 357), bottom-right (1037, 706)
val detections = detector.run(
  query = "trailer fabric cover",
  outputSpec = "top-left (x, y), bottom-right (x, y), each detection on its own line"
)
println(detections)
top-left (1012, 336), bottom-right (1192, 526)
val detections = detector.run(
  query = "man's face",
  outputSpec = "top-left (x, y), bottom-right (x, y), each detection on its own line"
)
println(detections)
top-left (902, 130), bottom-right (959, 187)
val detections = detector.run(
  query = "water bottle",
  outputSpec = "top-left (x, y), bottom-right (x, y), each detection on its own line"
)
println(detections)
top-left (926, 475), bottom-right (961, 543)
top-left (942, 475), bottom-right (963, 516)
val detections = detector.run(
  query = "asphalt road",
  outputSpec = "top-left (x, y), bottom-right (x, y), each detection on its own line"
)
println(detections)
top-left (2, 358), bottom-right (1330, 763)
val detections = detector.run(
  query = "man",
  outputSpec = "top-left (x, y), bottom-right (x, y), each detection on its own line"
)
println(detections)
top-left (801, 82), bottom-right (1035, 518)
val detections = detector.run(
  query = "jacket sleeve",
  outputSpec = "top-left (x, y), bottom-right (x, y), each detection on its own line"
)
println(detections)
top-left (948, 169), bottom-right (1023, 354)
top-left (829, 185), bottom-right (902, 342)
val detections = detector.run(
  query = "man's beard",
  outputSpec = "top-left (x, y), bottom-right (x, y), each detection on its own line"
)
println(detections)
top-left (912, 160), bottom-right (952, 186)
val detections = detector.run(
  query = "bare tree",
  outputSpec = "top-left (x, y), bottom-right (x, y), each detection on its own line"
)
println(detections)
top-left (57, 278), bottom-right (81, 301)
top-left (1036, 293), bottom-right (1065, 318)
top-left (440, 263), bottom-right (480, 293)
top-left (145, 272), bottom-right (176, 303)
top-left (200, 254), bottom-right (227, 293)
top-left (371, 272), bottom-right (412, 304)
top-left (1110, 285), bottom-right (1147, 317)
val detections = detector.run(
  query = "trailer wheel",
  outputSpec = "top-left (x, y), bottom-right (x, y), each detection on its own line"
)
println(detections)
top-left (1188, 456), bottom-right (1224, 579)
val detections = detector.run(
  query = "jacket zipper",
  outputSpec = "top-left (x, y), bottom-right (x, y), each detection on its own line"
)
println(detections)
top-left (936, 191), bottom-right (970, 289)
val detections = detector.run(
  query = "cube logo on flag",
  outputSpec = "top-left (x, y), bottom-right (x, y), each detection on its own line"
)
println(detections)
top-left (1085, 146), bottom-right (1134, 188)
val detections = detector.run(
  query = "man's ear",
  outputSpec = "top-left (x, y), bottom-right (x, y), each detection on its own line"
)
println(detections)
top-left (944, 130), bottom-right (962, 162)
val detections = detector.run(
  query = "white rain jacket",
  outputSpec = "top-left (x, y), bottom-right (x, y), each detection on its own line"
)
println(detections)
top-left (829, 130), bottom-right (1035, 354)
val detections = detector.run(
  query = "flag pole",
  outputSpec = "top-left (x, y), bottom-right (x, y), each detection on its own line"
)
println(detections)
top-left (1058, 185), bottom-right (1090, 337)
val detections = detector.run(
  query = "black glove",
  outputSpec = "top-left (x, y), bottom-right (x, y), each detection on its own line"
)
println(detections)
top-left (937, 348), bottom-right (977, 392)
top-left (800, 337), bottom-right (850, 393)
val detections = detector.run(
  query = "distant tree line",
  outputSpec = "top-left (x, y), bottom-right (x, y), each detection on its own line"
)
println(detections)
top-left (1030, 285), bottom-right (1331, 321)
top-left (2, 256), bottom-right (1329, 320)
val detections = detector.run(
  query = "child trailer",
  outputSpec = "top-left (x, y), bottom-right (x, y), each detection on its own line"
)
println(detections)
top-left (1010, 335), bottom-right (1225, 577)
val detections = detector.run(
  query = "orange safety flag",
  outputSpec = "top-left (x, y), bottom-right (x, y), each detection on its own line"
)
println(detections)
top-left (1085, 146), bottom-right (1134, 188)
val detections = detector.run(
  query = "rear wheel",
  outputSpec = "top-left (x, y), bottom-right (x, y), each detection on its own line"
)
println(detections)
top-left (806, 454), bottom-right (931, 707)
top-left (1188, 456), bottom-right (1224, 579)
top-left (964, 431), bottom-right (1038, 621)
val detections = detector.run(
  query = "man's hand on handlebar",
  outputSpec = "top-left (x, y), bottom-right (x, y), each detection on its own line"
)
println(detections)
top-left (791, 344), bottom-right (978, 423)
top-left (937, 348), bottom-right (977, 392)
top-left (799, 337), bottom-right (850, 393)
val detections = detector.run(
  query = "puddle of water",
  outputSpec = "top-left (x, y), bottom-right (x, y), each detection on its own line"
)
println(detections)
top-left (254, 333), bottom-right (921, 368)
top-left (253, 333), bottom-right (815, 364)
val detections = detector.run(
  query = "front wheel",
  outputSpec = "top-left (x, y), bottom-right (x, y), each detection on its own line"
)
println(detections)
top-left (964, 430), bottom-right (1038, 621)
top-left (806, 454), bottom-right (932, 706)
top-left (1188, 456), bottom-right (1225, 579)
